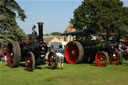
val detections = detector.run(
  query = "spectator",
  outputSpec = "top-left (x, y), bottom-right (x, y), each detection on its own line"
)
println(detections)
top-left (56, 52), bottom-right (64, 69)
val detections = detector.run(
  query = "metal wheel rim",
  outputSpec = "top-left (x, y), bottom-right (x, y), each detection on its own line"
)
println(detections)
top-left (25, 56), bottom-right (32, 71)
top-left (109, 54), bottom-right (119, 65)
top-left (48, 54), bottom-right (56, 69)
top-left (95, 52), bottom-right (108, 67)
top-left (65, 42), bottom-right (79, 64)
top-left (6, 47), bottom-right (14, 67)
top-left (25, 52), bottom-right (35, 72)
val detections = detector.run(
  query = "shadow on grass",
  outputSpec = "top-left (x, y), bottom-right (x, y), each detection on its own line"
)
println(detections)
top-left (20, 63), bottom-right (25, 67)
top-left (19, 63), bottom-right (47, 71)
top-left (80, 62), bottom-right (98, 66)
top-left (23, 66), bottom-right (57, 72)
top-left (89, 62), bottom-right (128, 67)
top-left (43, 67), bottom-right (59, 70)
top-left (5, 64), bottom-right (8, 66)
top-left (90, 63), bottom-right (97, 66)
top-left (23, 66), bottom-right (43, 72)
top-left (122, 62), bottom-right (128, 66)
top-left (44, 67), bottom-right (51, 69)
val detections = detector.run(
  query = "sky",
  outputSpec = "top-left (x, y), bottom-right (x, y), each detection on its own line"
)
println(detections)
top-left (16, 0), bottom-right (128, 34)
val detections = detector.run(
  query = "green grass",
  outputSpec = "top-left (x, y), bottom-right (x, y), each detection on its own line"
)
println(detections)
top-left (0, 60), bottom-right (128, 85)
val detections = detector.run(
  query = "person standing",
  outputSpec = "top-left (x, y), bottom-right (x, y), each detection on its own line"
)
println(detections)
top-left (56, 52), bottom-right (64, 69)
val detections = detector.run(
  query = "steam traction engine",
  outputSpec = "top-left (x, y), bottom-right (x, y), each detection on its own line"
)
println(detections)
top-left (61, 28), bottom-right (122, 67)
top-left (6, 22), bottom-right (56, 71)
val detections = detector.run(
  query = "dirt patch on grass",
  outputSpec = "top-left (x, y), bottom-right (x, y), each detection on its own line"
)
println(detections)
top-left (55, 76), bottom-right (67, 79)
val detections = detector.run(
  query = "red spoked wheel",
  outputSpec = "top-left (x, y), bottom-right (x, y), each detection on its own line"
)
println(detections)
top-left (95, 51), bottom-right (109, 67)
top-left (48, 52), bottom-right (57, 69)
top-left (6, 41), bottom-right (21, 67)
top-left (109, 49), bottom-right (122, 65)
top-left (25, 52), bottom-right (35, 71)
top-left (6, 48), bottom-right (13, 67)
top-left (65, 41), bottom-right (84, 64)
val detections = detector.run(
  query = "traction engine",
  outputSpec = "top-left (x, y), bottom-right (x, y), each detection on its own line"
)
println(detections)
top-left (61, 28), bottom-right (122, 67)
top-left (6, 22), bottom-right (57, 71)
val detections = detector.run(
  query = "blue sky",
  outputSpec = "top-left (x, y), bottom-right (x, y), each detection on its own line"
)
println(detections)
top-left (16, 0), bottom-right (128, 34)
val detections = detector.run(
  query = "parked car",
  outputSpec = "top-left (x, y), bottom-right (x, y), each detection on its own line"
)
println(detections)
top-left (46, 42), bottom-right (67, 60)
top-left (49, 42), bottom-right (67, 52)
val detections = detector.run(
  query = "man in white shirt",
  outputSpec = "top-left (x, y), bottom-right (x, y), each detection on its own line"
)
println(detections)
top-left (56, 52), bottom-right (64, 69)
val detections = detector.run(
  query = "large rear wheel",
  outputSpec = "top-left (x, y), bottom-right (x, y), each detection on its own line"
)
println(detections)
top-left (6, 41), bottom-right (21, 67)
top-left (95, 51), bottom-right (109, 67)
top-left (65, 41), bottom-right (84, 64)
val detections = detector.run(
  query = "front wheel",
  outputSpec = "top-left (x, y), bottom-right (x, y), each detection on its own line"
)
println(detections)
top-left (109, 49), bottom-right (122, 65)
top-left (95, 51), bottom-right (109, 67)
top-left (48, 52), bottom-right (57, 69)
top-left (25, 52), bottom-right (35, 71)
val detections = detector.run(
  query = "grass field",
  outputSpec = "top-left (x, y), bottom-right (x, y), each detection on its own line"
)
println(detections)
top-left (0, 60), bottom-right (128, 85)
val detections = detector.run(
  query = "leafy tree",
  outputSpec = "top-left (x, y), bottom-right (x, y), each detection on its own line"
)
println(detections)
top-left (70, 0), bottom-right (128, 34)
top-left (31, 25), bottom-right (37, 39)
top-left (32, 25), bottom-right (36, 31)
top-left (50, 32), bottom-right (61, 36)
top-left (44, 33), bottom-right (50, 36)
top-left (0, 0), bottom-right (27, 44)
top-left (32, 25), bottom-right (37, 36)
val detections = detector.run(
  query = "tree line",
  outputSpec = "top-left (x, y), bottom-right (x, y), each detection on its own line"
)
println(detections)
top-left (70, 0), bottom-right (128, 39)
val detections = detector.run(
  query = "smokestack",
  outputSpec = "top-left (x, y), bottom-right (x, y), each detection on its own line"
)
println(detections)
top-left (105, 24), bottom-right (110, 42)
top-left (37, 22), bottom-right (44, 42)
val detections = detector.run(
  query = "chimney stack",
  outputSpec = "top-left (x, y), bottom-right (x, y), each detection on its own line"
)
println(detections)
top-left (37, 22), bottom-right (44, 42)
